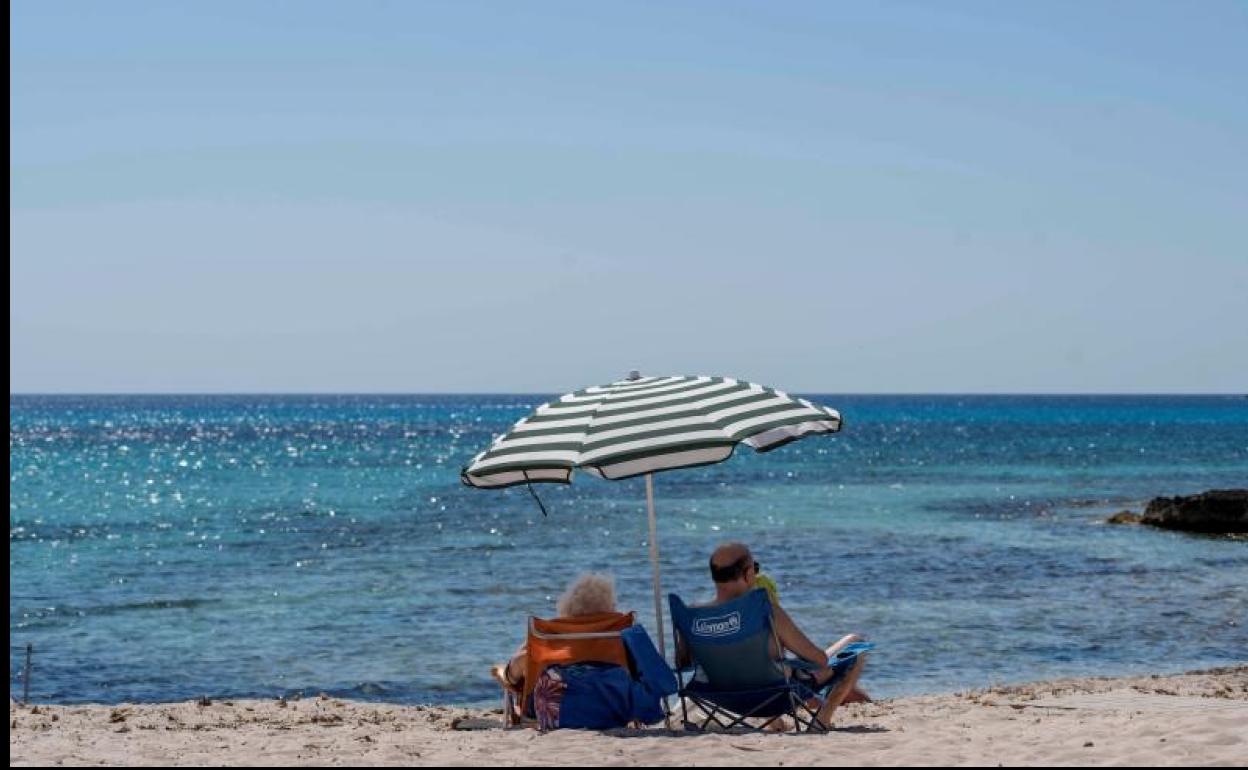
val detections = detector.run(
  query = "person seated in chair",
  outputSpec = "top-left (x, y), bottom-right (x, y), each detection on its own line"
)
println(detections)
top-left (490, 573), bottom-right (619, 710)
top-left (691, 542), bottom-right (869, 727)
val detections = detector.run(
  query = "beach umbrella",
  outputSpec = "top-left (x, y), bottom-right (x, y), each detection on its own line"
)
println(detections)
top-left (461, 372), bottom-right (842, 657)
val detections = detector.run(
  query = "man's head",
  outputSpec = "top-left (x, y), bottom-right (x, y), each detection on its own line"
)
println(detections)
top-left (709, 542), bottom-right (758, 598)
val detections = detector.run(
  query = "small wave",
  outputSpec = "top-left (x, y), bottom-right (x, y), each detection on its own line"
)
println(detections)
top-left (279, 681), bottom-right (397, 701)
top-left (14, 597), bottom-right (222, 625)
top-left (434, 542), bottom-right (517, 553)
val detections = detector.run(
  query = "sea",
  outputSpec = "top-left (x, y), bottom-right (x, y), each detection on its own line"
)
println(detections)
top-left (9, 394), bottom-right (1247, 705)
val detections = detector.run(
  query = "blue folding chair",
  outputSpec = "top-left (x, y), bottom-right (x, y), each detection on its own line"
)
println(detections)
top-left (668, 589), bottom-right (872, 733)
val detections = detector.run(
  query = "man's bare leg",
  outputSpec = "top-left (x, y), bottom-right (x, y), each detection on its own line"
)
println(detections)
top-left (815, 655), bottom-right (867, 728)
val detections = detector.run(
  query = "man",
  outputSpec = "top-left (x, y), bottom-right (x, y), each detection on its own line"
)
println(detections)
top-left (704, 541), bottom-right (869, 727)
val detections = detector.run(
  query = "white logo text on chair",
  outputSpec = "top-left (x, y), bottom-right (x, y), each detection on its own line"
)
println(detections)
top-left (693, 612), bottom-right (742, 637)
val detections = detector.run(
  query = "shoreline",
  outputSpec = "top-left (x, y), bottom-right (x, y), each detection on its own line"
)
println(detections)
top-left (11, 666), bottom-right (1247, 766)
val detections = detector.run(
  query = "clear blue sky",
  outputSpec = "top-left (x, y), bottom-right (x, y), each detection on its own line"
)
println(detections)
top-left (11, 1), bottom-right (1247, 393)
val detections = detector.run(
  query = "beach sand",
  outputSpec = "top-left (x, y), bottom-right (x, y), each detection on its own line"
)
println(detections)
top-left (10, 666), bottom-right (1246, 767)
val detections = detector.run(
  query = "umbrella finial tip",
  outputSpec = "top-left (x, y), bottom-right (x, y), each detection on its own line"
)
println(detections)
top-left (627, 369), bottom-right (642, 381)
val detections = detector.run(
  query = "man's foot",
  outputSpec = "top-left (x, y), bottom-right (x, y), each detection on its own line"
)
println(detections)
top-left (764, 716), bottom-right (792, 732)
top-left (841, 687), bottom-right (871, 704)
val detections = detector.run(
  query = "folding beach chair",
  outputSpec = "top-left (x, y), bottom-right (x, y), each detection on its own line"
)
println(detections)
top-left (501, 611), bottom-right (636, 729)
top-left (668, 589), bottom-right (872, 733)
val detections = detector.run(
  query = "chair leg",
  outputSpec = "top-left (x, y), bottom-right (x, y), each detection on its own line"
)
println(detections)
top-left (684, 697), bottom-right (730, 733)
top-left (791, 693), bottom-right (828, 733)
top-left (698, 692), bottom-right (795, 733)
top-left (502, 689), bottom-right (521, 729)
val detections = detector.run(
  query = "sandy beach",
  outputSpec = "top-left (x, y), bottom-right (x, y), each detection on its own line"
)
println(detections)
top-left (10, 666), bottom-right (1246, 767)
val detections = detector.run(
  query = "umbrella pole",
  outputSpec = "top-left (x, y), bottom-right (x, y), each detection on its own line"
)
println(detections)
top-left (645, 472), bottom-right (667, 660)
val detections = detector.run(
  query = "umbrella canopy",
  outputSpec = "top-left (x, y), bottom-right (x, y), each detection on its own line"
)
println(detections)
top-left (461, 374), bottom-right (841, 488)
top-left (461, 373), bottom-right (843, 658)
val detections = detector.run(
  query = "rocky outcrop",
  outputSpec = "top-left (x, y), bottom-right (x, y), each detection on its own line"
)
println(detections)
top-left (1138, 489), bottom-right (1247, 534)
top-left (1106, 510), bottom-right (1142, 525)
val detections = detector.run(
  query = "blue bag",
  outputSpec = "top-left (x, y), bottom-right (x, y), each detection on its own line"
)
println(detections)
top-left (536, 662), bottom-right (634, 730)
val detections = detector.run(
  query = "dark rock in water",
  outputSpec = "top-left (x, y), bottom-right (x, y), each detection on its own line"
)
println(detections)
top-left (1140, 490), bottom-right (1248, 534)
top-left (1106, 510), bottom-right (1143, 525)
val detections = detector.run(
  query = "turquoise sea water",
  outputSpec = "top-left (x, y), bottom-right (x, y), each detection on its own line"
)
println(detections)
top-left (9, 395), bottom-right (1248, 705)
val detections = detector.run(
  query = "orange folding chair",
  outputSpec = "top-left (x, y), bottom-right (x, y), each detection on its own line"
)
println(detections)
top-left (503, 611), bottom-right (635, 728)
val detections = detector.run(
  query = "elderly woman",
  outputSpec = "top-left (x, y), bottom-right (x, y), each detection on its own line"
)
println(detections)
top-left (490, 573), bottom-right (617, 696)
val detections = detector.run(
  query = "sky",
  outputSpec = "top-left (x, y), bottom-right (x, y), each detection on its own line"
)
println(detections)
top-left (10, 1), bottom-right (1248, 393)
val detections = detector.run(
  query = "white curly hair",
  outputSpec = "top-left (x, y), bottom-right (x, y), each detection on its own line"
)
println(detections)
top-left (556, 573), bottom-right (617, 618)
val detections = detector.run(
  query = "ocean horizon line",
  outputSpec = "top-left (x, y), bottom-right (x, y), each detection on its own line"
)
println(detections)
top-left (10, 390), bottom-right (1247, 398)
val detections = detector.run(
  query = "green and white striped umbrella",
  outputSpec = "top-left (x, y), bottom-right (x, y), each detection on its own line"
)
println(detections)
top-left (461, 372), bottom-right (843, 657)
top-left (461, 374), bottom-right (842, 489)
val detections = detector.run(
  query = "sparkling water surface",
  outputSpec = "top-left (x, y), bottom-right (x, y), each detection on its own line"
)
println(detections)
top-left (10, 394), bottom-right (1248, 704)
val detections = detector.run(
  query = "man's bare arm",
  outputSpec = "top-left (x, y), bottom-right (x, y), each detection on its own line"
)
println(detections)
top-left (772, 603), bottom-right (828, 666)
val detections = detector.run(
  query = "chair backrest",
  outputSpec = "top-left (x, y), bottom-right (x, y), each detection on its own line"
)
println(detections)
top-left (669, 589), bottom-right (786, 691)
top-left (522, 611), bottom-right (634, 709)
top-left (620, 625), bottom-right (679, 699)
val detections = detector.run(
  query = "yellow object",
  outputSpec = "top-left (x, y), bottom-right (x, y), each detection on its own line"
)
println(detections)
top-left (754, 573), bottom-right (780, 605)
